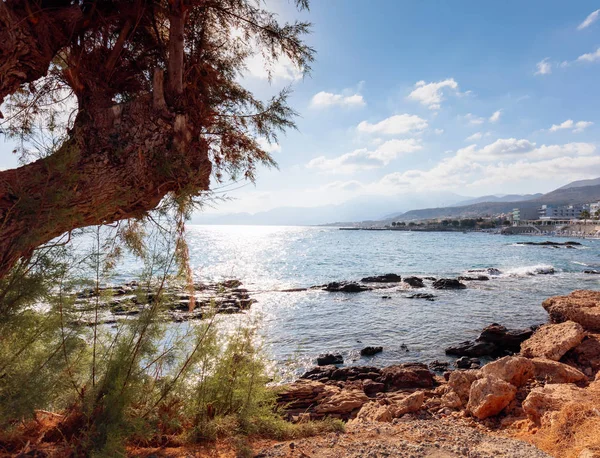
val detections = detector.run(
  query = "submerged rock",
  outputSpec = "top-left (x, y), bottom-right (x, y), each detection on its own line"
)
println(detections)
top-left (361, 273), bottom-right (402, 283)
top-left (433, 278), bottom-right (466, 289)
top-left (323, 282), bottom-right (371, 293)
top-left (516, 240), bottom-right (581, 246)
top-left (406, 293), bottom-right (436, 301)
top-left (458, 275), bottom-right (489, 281)
top-left (360, 346), bottom-right (383, 356)
top-left (403, 276), bottom-right (425, 288)
top-left (317, 353), bottom-right (344, 366)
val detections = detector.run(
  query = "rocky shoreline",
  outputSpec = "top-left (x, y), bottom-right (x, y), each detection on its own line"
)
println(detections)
top-left (274, 290), bottom-right (600, 456)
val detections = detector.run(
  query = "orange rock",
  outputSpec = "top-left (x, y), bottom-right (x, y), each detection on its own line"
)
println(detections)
top-left (521, 321), bottom-right (585, 361)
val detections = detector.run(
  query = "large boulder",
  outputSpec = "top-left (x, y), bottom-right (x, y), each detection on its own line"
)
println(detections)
top-left (389, 391), bottom-right (425, 416)
top-left (314, 389), bottom-right (369, 416)
top-left (433, 278), bottom-right (466, 289)
top-left (530, 358), bottom-right (588, 384)
top-left (380, 363), bottom-right (435, 390)
top-left (353, 401), bottom-right (393, 422)
top-left (481, 356), bottom-right (535, 387)
top-left (522, 383), bottom-right (587, 424)
top-left (477, 323), bottom-right (534, 353)
top-left (467, 375), bottom-right (517, 420)
top-left (542, 290), bottom-right (600, 331)
top-left (361, 273), bottom-right (401, 283)
top-left (448, 369), bottom-right (480, 405)
top-left (521, 321), bottom-right (585, 361)
top-left (445, 340), bottom-right (498, 357)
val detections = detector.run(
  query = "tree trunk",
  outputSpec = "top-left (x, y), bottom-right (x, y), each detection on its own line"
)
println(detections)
top-left (0, 91), bottom-right (211, 277)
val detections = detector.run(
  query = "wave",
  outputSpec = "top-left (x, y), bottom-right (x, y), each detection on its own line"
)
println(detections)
top-left (572, 261), bottom-right (600, 268)
top-left (503, 264), bottom-right (556, 277)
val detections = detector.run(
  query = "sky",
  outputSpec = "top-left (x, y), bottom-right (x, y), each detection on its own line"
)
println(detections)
top-left (2, 1), bottom-right (600, 215)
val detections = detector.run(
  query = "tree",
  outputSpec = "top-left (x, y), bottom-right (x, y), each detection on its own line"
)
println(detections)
top-left (595, 209), bottom-right (600, 220)
top-left (580, 210), bottom-right (591, 220)
top-left (0, 0), bottom-right (314, 277)
top-left (391, 222), bottom-right (397, 227)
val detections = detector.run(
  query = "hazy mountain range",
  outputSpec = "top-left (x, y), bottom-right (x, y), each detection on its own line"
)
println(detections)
top-left (192, 178), bottom-right (600, 226)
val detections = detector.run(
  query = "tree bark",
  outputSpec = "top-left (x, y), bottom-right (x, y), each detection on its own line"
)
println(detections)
top-left (0, 93), bottom-right (211, 277)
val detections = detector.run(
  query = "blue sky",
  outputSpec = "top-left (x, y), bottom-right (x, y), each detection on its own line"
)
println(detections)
top-left (2, 1), bottom-right (600, 215)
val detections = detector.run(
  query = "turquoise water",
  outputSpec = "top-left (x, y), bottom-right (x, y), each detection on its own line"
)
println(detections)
top-left (114, 225), bottom-right (600, 380)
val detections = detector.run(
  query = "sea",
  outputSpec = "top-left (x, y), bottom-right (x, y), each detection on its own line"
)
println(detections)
top-left (110, 225), bottom-right (600, 381)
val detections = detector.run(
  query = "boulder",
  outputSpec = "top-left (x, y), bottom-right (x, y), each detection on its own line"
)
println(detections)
top-left (354, 401), bottom-right (393, 422)
top-left (360, 346), bottom-right (383, 357)
top-left (458, 275), bottom-right (489, 281)
top-left (530, 358), bottom-right (587, 384)
top-left (403, 276), bottom-right (425, 288)
top-left (477, 323), bottom-right (534, 353)
top-left (569, 334), bottom-right (600, 372)
top-left (429, 360), bottom-right (450, 372)
top-left (467, 375), bottom-right (517, 420)
top-left (433, 278), bottom-right (467, 289)
top-left (542, 290), bottom-right (600, 331)
top-left (583, 270), bottom-right (600, 275)
top-left (380, 363), bottom-right (435, 391)
top-left (406, 293), bottom-right (436, 301)
top-left (440, 390), bottom-right (463, 409)
top-left (522, 383), bottom-right (587, 424)
top-left (481, 356), bottom-right (535, 387)
top-left (317, 353), bottom-right (344, 366)
top-left (314, 389), bottom-right (369, 416)
top-left (445, 340), bottom-right (498, 357)
top-left (361, 273), bottom-right (402, 283)
top-left (389, 391), bottom-right (425, 416)
top-left (448, 369), bottom-right (480, 404)
top-left (456, 357), bottom-right (481, 369)
top-left (521, 321), bottom-right (585, 361)
top-left (276, 380), bottom-right (340, 410)
top-left (324, 282), bottom-right (371, 293)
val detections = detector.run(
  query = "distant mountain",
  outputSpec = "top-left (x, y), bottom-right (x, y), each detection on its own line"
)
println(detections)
top-left (557, 177), bottom-right (600, 190)
top-left (456, 193), bottom-right (543, 206)
top-left (193, 192), bottom-right (468, 226)
top-left (389, 180), bottom-right (600, 222)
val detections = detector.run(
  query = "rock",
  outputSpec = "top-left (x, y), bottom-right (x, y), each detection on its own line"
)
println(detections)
top-left (360, 346), bottom-right (383, 356)
top-left (433, 278), bottom-right (466, 289)
top-left (440, 390), bottom-right (463, 409)
top-left (522, 383), bottom-right (587, 424)
top-left (362, 379), bottom-right (385, 396)
top-left (429, 360), bottom-right (450, 372)
top-left (467, 375), bottom-right (517, 420)
top-left (381, 295), bottom-right (392, 299)
top-left (521, 321), bottom-right (585, 361)
top-left (481, 356), bottom-right (535, 387)
top-left (517, 241), bottom-right (581, 246)
top-left (380, 363), bottom-right (435, 390)
top-left (314, 389), bottom-right (369, 416)
top-left (301, 365), bottom-right (381, 383)
top-left (323, 282), bottom-right (371, 293)
top-left (448, 370), bottom-right (480, 405)
top-left (458, 275), bottom-right (489, 281)
top-left (317, 353), bottom-right (343, 366)
top-left (530, 358), bottom-right (587, 384)
top-left (406, 293), bottom-right (436, 301)
top-left (445, 340), bottom-right (498, 357)
top-left (277, 380), bottom-right (341, 410)
top-left (477, 323), bottom-right (534, 353)
top-left (542, 290), bottom-right (600, 331)
top-left (361, 273), bottom-right (402, 283)
top-left (569, 334), bottom-right (600, 372)
top-left (468, 267), bottom-right (502, 276)
top-left (456, 357), bottom-right (481, 369)
top-left (354, 401), bottom-right (393, 422)
top-left (584, 270), bottom-right (600, 275)
top-left (390, 391), bottom-right (425, 416)
top-left (423, 276), bottom-right (437, 281)
top-left (403, 276), bottom-right (424, 288)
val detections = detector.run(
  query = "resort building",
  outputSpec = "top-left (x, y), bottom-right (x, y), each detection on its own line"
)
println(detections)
top-left (538, 204), bottom-right (590, 220)
top-left (512, 207), bottom-right (540, 223)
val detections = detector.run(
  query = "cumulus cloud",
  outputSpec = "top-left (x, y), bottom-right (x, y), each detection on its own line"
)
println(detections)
top-left (465, 132), bottom-right (483, 142)
top-left (535, 58), bottom-right (552, 75)
top-left (549, 119), bottom-right (593, 133)
top-left (257, 138), bottom-right (282, 153)
top-left (463, 113), bottom-right (485, 125)
top-left (245, 53), bottom-right (303, 81)
top-left (310, 91), bottom-right (365, 109)
top-left (489, 110), bottom-right (502, 123)
top-left (306, 139), bottom-right (422, 174)
top-left (407, 78), bottom-right (460, 109)
top-left (578, 9), bottom-right (600, 30)
top-left (577, 47), bottom-right (600, 63)
top-left (357, 114), bottom-right (428, 135)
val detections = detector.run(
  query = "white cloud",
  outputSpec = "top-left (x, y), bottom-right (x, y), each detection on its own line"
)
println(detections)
top-left (245, 53), bottom-right (303, 81)
top-left (322, 180), bottom-right (365, 192)
top-left (578, 9), bottom-right (600, 30)
top-left (257, 138), bottom-right (282, 153)
top-left (357, 114), bottom-right (428, 135)
top-left (489, 110), bottom-right (502, 123)
top-left (463, 113), bottom-right (485, 125)
top-left (407, 78), bottom-right (459, 109)
top-left (549, 119), bottom-right (593, 133)
top-left (307, 139), bottom-right (422, 174)
top-left (577, 47), bottom-right (600, 63)
top-left (535, 58), bottom-right (552, 75)
top-left (465, 132), bottom-right (483, 142)
top-left (310, 91), bottom-right (365, 109)
top-left (434, 128), bottom-right (444, 135)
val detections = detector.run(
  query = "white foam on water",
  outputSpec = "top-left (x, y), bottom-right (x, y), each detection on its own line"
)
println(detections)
top-left (503, 264), bottom-right (556, 277)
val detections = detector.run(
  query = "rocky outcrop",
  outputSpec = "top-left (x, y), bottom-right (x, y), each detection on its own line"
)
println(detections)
top-left (314, 389), bottom-right (369, 416)
top-left (380, 363), bottom-right (435, 390)
top-left (567, 334), bottom-right (600, 372)
top-left (403, 276), bottom-right (425, 288)
top-left (360, 346), bottom-right (383, 356)
top-left (446, 323), bottom-right (536, 357)
top-left (467, 267), bottom-right (502, 276)
top-left (446, 340), bottom-right (498, 357)
top-left (481, 356), bottom-right (535, 387)
top-left (323, 282), bottom-right (371, 293)
top-left (433, 278), bottom-right (466, 289)
top-left (317, 353), bottom-right (344, 366)
top-left (467, 375), bottom-right (517, 420)
top-left (542, 290), bottom-right (600, 331)
top-left (361, 273), bottom-right (402, 283)
top-left (522, 383), bottom-right (587, 424)
top-left (458, 275), bottom-right (489, 281)
top-left (530, 358), bottom-right (587, 384)
top-left (520, 321), bottom-right (585, 361)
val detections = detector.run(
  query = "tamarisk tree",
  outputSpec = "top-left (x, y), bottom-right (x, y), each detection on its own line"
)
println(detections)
top-left (0, 0), bottom-right (313, 277)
